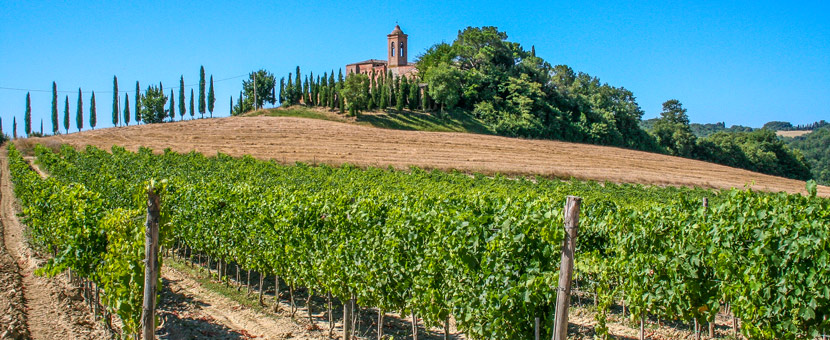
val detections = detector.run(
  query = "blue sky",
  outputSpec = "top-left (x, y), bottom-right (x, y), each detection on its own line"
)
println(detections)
top-left (1, 0), bottom-right (828, 134)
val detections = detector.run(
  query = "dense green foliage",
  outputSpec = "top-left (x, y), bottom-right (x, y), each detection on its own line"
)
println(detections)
top-left (8, 144), bottom-right (171, 336)
top-left (139, 84), bottom-right (168, 124)
top-left (696, 129), bottom-right (811, 180)
top-left (787, 126), bottom-right (830, 185)
top-left (28, 143), bottom-right (830, 340)
top-left (765, 120), bottom-right (829, 131)
top-left (232, 69), bottom-right (276, 115)
top-left (123, 94), bottom-right (130, 126)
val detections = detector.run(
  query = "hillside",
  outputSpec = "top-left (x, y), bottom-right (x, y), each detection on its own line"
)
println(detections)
top-left (25, 115), bottom-right (828, 197)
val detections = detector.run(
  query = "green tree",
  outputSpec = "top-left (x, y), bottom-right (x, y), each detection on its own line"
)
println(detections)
top-left (123, 94), bottom-right (131, 126)
top-left (76, 88), bottom-right (83, 131)
top-left (408, 80), bottom-right (419, 110)
top-left (279, 77), bottom-right (285, 105)
top-left (112, 76), bottom-right (119, 126)
top-left (63, 95), bottom-right (70, 133)
top-left (12, 117), bottom-right (16, 139)
top-left (240, 69), bottom-right (277, 110)
top-left (179, 76), bottom-right (186, 120)
top-left (652, 99), bottom-right (696, 157)
top-left (24, 92), bottom-right (32, 136)
top-left (190, 89), bottom-right (195, 119)
top-left (169, 90), bottom-right (175, 122)
top-left (295, 66), bottom-right (302, 104)
top-left (342, 73), bottom-right (369, 116)
top-left (52, 82), bottom-right (59, 134)
top-left (425, 63), bottom-right (463, 113)
top-left (199, 66), bottom-right (206, 116)
top-left (328, 71), bottom-right (336, 110)
top-left (140, 84), bottom-right (168, 123)
top-left (286, 74), bottom-right (294, 105)
top-left (208, 75), bottom-right (215, 117)
top-left (303, 76), bottom-right (309, 105)
top-left (89, 92), bottom-right (97, 130)
top-left (135, 81), bottom-right (141, 124)
top-left (229, 96), bottom-right (233, 116)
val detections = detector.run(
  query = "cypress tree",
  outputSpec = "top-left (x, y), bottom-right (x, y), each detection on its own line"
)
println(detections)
top-left (208, 75), bottom-right (215, 117)
top-left (308, 71), bottom-right (314, 105)
top-left (63, 96), bottom-right (70, 133)
top-left (112, 75), bottom-right (119, 126)
top-left (328, 71), bottom-right (335, 109)
top-left (199, 66), bottom-right (206, 116)
top-left (286, 74), bottom-right (294, 105)
top-left (52, 82), bottom-right (58, 134)
top-left (295, 66), bottom-right (302, 104)
top-left (409, 81), bottom-right (419, 110)
top-left (279, 77), bottom-right (285, 105)
top-left (77, 88), bottom-right (83, 131)
top-left (303, 76), bottom-right (309, 105)
top-left (90, 92), bottom-right (97, 129)
top-left (190, 89), bottom-right (195, 119)
top-left (124, 94), bottom-right (131, 126)
top-left (169, 89), bottom-right (175, 122)
top-left (320, 73), bottom-right (328, 108)
top-left (12, 117), bottom-right (16, 139)
top-left (229, 96), bottom-right (233, 116)
top-left (179, 76), bottom-right (186, 120)
top-left (315, 75), bottom-right (321, 106)
top-left (135, 81), bottom-right (141, 124)
top-left (0, 118), bottom-right (3, 138)
top-left (24, 92), bottom-right (31, 136)
top-left (396, 77), bottom-right (405, 111)
top-left (40, 119), bottom-right (43, 135)
top-left (422, 84), bottom-right (430, 111)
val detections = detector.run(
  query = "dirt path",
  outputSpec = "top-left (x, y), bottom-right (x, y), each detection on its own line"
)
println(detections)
top-left (0, 147), bottom-right (107, 340)
top-left (158, 265), bottom-right (326, 340)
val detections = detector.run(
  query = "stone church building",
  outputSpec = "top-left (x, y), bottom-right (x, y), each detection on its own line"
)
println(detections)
top-left (346, 25), bottom-right (417, 78)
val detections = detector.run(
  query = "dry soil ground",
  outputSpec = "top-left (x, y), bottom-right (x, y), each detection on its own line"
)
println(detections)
top-left (27, 116), bottom-right (829, 197)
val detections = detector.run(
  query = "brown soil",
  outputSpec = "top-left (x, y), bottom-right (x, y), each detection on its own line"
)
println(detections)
top-left (0, 148), bottom-right (108, 339)
top-left (157, 265), bottom-right (327, 340)
top-left (776, 130), bottom-right (812, 138)
top-left (28, 116), bottom-right (829, 197)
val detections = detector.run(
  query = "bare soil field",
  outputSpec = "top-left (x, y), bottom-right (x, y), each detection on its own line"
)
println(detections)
top-left (28, 116), bottom-right (828, 196)
top-left (776, 130), bottom-right (812, 138)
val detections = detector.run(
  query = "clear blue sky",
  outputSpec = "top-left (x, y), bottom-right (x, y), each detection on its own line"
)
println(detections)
top-left (1, 0), bottom-right (828, 134)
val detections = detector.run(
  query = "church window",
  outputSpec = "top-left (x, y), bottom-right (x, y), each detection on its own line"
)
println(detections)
top-left (399, 42), bottom-right (404, 57)
top-left (391, 42), bottom-right (395, 56)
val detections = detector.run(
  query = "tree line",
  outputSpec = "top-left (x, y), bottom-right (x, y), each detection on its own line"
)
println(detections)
top-left (3, 66), bottom-right (218, 140)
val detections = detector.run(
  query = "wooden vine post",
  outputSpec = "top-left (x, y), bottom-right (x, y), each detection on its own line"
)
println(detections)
top-left (142, 185), bottom-right (161, 340)
top-left (552, 196), bottom-right (582, 340)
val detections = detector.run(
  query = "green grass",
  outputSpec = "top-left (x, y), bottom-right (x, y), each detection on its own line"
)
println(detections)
top-left (255, 106), bottom-right (494, 135)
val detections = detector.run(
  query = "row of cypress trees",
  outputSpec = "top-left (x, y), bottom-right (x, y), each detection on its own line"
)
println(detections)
top-left (277, 66), bottom-right (431, 113)
top-left (9, 66), bottom-right (217, 139)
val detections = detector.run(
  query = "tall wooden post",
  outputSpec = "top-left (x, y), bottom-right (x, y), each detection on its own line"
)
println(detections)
top-left (142, 186), bottom-right (160, 340)
top-left (552, 196), bottom-right (581, 340)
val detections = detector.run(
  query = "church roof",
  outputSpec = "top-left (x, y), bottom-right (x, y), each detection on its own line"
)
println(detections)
top-left (389, 25), bottom-right (404, 35)
top-left (346, 59), bottom-right (388, 66)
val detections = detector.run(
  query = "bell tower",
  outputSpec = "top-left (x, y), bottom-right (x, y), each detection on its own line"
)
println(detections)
top-left (387, 25), bottom-right (407, 67)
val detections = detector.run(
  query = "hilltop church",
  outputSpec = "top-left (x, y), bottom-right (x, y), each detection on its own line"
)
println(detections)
top-left (346, 25), bottom-right (417, 78)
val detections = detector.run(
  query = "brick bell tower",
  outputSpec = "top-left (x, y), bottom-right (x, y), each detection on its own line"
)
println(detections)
top-left (387, 24), bottom-right (408, 67)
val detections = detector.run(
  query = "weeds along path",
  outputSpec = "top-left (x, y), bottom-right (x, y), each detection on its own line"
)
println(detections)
top-left (0, 147), bottom-right (107, 339)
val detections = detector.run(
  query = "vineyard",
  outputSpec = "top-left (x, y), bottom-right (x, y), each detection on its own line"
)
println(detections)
top-left (8, 142), bottom-right (830, 339)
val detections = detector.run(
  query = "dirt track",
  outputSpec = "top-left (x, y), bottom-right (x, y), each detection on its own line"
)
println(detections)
top-left (29, 116), bottom-right (828, 196)
top-left (0, 148), bottom-right (107, 339)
